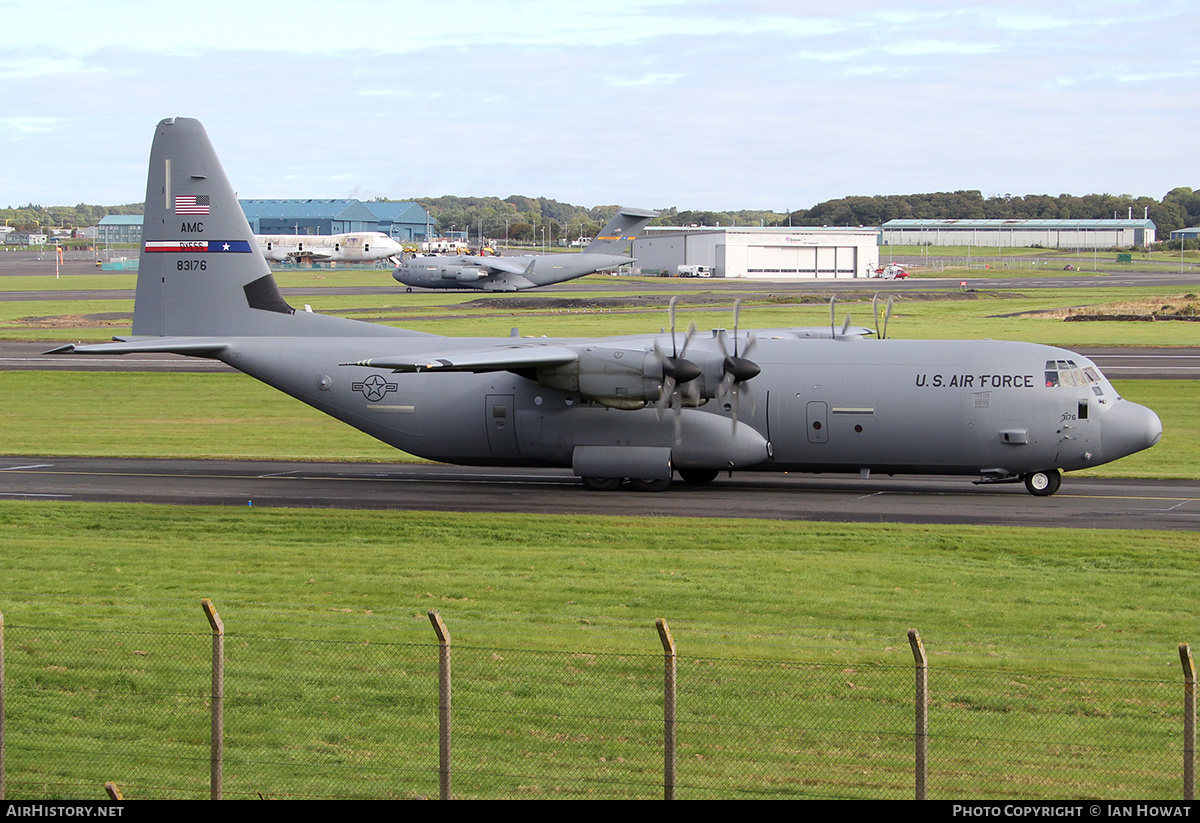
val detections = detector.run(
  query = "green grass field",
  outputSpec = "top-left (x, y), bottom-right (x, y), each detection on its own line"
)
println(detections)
top-left (0, 504), bottom-right (1194, 799)
top-left (5, 280), bottom-right (1200, 345)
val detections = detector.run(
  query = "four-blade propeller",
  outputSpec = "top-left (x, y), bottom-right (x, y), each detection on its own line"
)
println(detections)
top-left (717, 299), bottom-right (761, 431)
top-left (654, 297), bottom-right (764, 439)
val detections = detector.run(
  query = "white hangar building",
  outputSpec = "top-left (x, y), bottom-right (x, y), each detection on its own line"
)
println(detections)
top-left (632, 227), bottom-right (880, 279)
top-left (880, 218), bottom-right (1156, 248)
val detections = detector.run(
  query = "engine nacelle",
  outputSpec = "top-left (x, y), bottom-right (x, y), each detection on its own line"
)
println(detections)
top-left (536, 346), bottom-right (662, 406)
top-left (439, 265), bottom-right (484, 282)
top-left (534, 343), bottom-right (746, 408)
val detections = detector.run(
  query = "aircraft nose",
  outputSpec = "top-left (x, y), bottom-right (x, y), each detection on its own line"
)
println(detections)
top-left (1102, 399), bottom-right (1162, 461)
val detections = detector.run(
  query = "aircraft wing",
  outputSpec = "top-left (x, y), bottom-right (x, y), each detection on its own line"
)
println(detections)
top-left (345, 343), bottom-right (578, 373)
top-left (456, 256), bottom-right (535, 276)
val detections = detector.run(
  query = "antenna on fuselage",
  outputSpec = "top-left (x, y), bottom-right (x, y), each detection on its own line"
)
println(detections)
top-left (872, 293), bottom-right (895, 340)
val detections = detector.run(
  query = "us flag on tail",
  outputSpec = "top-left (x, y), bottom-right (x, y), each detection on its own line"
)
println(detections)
top-left (175, 195), bottom-right (210, 215)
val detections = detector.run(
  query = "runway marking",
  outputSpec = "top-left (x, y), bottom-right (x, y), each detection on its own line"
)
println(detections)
top-left (1057, 493), bottom-right (1200, 502)
top-left (1164, 499), bottom-right (1198, 512)
top-left (0, 463), bottom-right (54, 471)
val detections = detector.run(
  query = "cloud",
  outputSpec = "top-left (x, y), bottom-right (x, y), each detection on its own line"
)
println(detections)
top-left (0, 117), bottom-right (67, 138)
top-left (1, 0), bottom-right (1195, 210)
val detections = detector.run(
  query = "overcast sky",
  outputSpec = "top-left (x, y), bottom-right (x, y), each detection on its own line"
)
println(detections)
top-left (2, 0), bottom-right (1196, 212)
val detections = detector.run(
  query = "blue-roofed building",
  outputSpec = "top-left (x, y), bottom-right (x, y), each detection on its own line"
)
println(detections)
top-left (365, 201), bottom-right (431, 242)
top-left (238, 199), bottom-right (380, 235)
top-left (881, 218), bottom-right (1155, 248)
top-left (97, 214), bottom-right (144, 244)
top-left (1169, 227), bottom-right (1200, 241)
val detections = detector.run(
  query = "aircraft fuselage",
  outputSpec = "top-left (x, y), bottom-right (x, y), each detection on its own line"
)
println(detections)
top-left (257, 232), bottom-right (402, 263)
top-left (219, 333), bottom-right (1159, 483)
top-left (393, 252), bottom-right (633, 292)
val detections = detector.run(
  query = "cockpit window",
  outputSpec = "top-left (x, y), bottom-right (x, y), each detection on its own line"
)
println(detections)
top-left (1045, 359), bottom-right (1103, 391)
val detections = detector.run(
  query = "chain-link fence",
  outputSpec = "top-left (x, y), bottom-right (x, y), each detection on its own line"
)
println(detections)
top-left (0, 607), bottom-right (1194, 800)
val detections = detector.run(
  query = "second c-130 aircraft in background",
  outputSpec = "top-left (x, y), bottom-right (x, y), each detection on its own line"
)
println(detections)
top-left (51, 118), bottom-right (1162, 495)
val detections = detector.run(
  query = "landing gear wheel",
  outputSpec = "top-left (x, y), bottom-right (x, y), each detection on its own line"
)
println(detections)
top-left (629, 477), bottom-right (672, 493)
top-left (1024, 470), bottom-right (1061, 497)
top-left (406, 287), bottom-right (413, 293)
top-left (678, 468), bottom-right (719, 485)
top-left (581, 476), bottom-right (622, 492)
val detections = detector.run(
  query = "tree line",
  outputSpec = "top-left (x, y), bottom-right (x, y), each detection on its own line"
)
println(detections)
top-left (778, 188), bottom-right (1200, 235)
top-left (1, 203), bottom-right (143, 234)
top-left (8, 187), bottom-right (1199, 239)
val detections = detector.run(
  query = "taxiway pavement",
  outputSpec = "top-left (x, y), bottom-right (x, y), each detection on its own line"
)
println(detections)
top-left (0, 457), bottom-right (1195, 531)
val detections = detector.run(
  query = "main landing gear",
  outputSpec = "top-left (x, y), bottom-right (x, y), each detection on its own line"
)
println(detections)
top-left (581, 468), bottom-right (724, 492)
top-left (581, 476), bottom-right (672, 492)
top-left (580, 476), bottom-right (623, 491)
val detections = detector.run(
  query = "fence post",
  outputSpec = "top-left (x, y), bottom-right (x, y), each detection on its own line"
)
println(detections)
top-left (656, 618), bottom-right (676, 801)
top-left (201, 599), bottom-right (224, 801)
top-left (1182, 643), bottom-right (1196, 801)
top-left (428, 610), bottom-right (452, 801)
top-left (908, 629), bottom-right (927, 800)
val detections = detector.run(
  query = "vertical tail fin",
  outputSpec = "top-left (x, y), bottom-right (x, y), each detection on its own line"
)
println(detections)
top-left (584, 207), bottom-right (659, 255)
top-left (132, 117), bottom-right (294, 337)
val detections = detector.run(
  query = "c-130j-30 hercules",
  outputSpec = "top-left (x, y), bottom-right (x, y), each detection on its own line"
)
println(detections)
top-left (52, 118), bottom-right (1162, 496)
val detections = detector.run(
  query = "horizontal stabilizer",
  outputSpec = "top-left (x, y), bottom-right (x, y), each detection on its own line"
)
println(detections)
top-left (763, 326), bottom-right (877, 340)
top-left (45, 338), bottom-right (231, 356)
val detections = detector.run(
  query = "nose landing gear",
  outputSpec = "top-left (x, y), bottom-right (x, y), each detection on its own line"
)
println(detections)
top-left (1024, 469), bottom-right (1062, 497)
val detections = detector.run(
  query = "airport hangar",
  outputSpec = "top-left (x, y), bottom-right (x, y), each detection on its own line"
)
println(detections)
top-left (880, 218), bottom-right (1156, 248)
top-left (631, 226), bottom-right (881, 279)
top-left (91, 201), bottom-right (433, 247)
top-left (237, 199), bottom-right (431, 242)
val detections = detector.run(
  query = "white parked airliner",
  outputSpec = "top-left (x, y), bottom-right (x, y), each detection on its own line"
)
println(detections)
top-left (256, 231), bottom-right (403, 264)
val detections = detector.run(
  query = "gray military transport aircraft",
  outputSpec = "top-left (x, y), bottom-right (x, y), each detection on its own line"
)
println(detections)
top-left (50, 118), bottom-right (1162, 496)
top-left (392, 207), bottom-right (658, 292)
